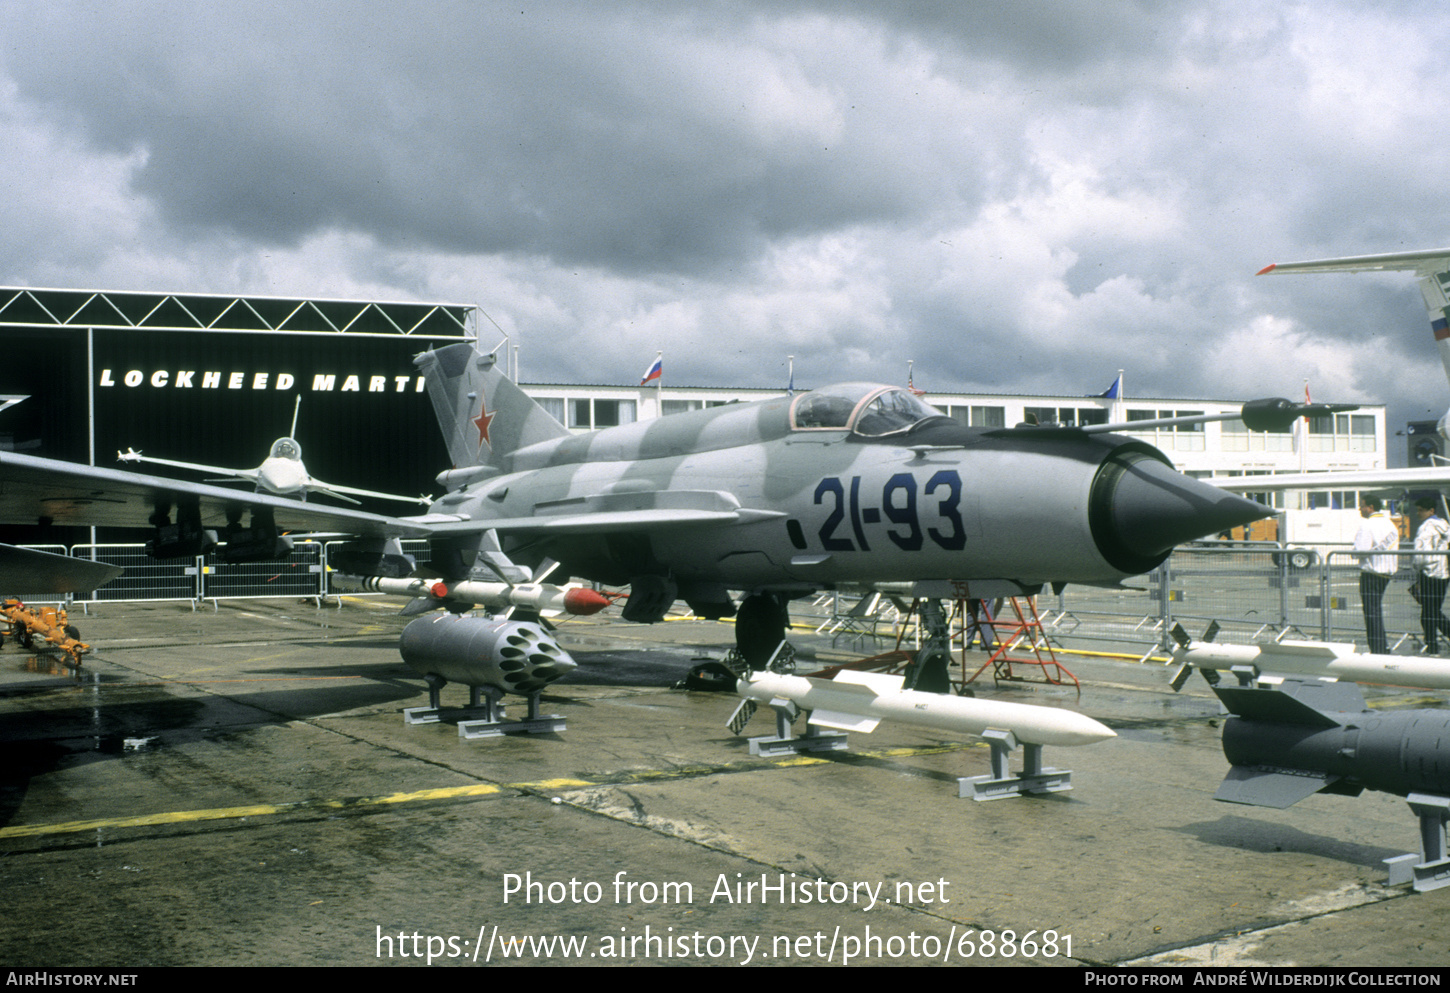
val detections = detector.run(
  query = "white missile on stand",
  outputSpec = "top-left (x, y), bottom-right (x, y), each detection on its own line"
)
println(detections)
top-left (1169, 638), bottom-right (1450, 692)
top-left (729, 668), bottom-right (1114, 800)
top-left (331, 573), bottom-right (612, 617)
top-left (732, 669), bottom-right (1116, 746)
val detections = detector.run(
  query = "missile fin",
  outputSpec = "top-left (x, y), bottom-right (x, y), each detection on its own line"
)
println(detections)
top-left (1214, 765), bottom-right (1340, 808)
top-left (400, 596), bottom-right (443, 617)
top-left (808, 710), bottom-right (880, 734)
top-left (727, 698), bottom-right (757, 735)
top-left (1169, 663), bottom-right (1192, 692)
top-left (1213, 681), bottom-right (1358, 728)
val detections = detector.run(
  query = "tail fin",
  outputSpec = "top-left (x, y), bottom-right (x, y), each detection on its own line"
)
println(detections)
top-left (414, 342), bottom-right (569, 469)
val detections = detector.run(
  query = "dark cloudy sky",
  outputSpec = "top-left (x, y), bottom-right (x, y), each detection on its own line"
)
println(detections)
top-left (3, 1), bottom-right (1446, 445)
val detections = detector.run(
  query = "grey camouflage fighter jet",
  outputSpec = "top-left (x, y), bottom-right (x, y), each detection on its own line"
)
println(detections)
top-left (0, 340), bottom-right (1277, 709)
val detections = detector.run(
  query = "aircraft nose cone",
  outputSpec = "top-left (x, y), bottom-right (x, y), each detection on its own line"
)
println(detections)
top-left (1090, 451), bottom-right (1270, 575)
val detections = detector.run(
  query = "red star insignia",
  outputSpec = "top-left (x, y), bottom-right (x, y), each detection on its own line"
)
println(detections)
top-left (473, 397), bottom-right (496, 450)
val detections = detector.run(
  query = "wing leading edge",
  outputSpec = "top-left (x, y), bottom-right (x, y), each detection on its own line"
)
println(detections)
top-left (0, 451), bottom-right (429, 538)
top-left (0, 451), bottom-right (764, 544)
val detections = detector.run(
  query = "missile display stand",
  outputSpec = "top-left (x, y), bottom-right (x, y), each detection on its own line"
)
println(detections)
top-left (742, 702), bottom-right (849, 758)
top-left (1384, 794), bottom-right (1450, 893)
top-left (404, 675), bottom-right (567, 739)
top-left (957, 729), bottom-right (1074, 801)
top-left (744, 706), bottom-right (1078, 799)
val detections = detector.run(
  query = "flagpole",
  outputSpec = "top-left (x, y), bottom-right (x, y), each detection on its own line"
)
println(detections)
top-left (656, 350), bottom-right (663, 419)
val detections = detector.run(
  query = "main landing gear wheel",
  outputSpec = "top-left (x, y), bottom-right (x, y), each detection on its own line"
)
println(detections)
top-left (734, 593), bottom-right (793, 671)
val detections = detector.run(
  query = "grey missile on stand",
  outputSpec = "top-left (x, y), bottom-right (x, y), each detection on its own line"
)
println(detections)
top-left (331, 572), bottom-right (604, 737)
top-left (1211, 678), bottom-right (1450, 892)
top-left (730, 668), bottom-right (1115, 800)
top-left (397, 612), bottom-right (578, 738)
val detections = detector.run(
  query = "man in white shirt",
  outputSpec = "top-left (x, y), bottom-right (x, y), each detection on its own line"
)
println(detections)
top-left (1354, 495), bottom-right (1400, 654)
top-left (1411, 497), bottom-right (1450, 653)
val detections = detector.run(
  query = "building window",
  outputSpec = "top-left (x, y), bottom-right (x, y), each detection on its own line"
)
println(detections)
top-left (536, 397), bottom-right (566, 425)
top-left (1126, 409), bottom-right (1205, 450)
top-left (1307, 413), bottom-right (1377, 453)
top-left (1222, 418), bottom-right (1293, 453)
top-left (1023, 406), bottom-right (1105, 427)
top-left (945, 404), bottom-right (1005, 428)
top-left (568, 398), bottom-right (637, 430)
top-left (662, 400), bottom-right (702, 416)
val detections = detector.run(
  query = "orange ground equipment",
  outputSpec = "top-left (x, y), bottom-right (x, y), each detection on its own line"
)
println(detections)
top-left (1, 597), bottom-right (92, 669)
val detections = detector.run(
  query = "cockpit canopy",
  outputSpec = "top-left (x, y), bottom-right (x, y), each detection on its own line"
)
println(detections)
top-left (269, 438), bottom-right (301, 461)
top-left (790, 383), bottom-right (945, 437)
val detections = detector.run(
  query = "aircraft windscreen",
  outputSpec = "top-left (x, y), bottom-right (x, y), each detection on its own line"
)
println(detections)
top-left (790, 384), bottom-right (943, 436)
top-left (271, 439), bottom-right (301, 460)
top-left (851, 389), bottom-right (943, 437)
top-left (791, 388), bottom-right (861, 429)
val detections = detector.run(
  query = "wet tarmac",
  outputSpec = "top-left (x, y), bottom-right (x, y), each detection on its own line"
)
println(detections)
top-left (0, 596), bottom-right (1447, 967)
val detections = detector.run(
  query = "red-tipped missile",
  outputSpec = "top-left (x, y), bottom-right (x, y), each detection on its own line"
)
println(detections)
top-left (332, 574), bottom-right (611, 616)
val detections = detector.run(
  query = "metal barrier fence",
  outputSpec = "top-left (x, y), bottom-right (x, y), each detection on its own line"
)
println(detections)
top-left (71, 544), bottom-right (200, 603)
top-left (1044, 544), bottom-right (1450, 656)
top-left (8, 540), bottom-right (1444, 657)
top-left (64, 542), bottom-right (330, 607)
top-left (1046, 544), bottom-right (1330, 654)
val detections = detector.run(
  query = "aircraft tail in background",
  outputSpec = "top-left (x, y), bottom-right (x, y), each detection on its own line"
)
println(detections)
top-left (415, 342), bottom-right (570, 471)
top-left (1259, 248), bottom-right (1450, 389)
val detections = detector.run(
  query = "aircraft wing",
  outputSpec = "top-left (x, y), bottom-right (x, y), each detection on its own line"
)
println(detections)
top-left (1258, 248), bottom-right (1450, 277)
top-left (117, 450), bottom-right (258, 482)
top-left (306, 478), bottom-right (432, 507)
top-left (1213, 467), bottom-right (1450, 493)
top-left (422, 509), bottom-right (774, 535)
top-left (0, 543), bottom-right (123, 593)
top-left (0, 452), bottom-right (771, 542)
top-left (0, 451), bottom-right (431, 537)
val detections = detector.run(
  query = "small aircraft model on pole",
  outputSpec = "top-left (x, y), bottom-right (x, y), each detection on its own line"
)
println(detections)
top-left (117, 395), bottom-right (431, 507)
top-left (0, 340), bottom-right (1277, 730)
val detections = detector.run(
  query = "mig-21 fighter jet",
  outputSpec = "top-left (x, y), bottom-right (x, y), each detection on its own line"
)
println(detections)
top-left (0, 340), bottom-right (1279, 712)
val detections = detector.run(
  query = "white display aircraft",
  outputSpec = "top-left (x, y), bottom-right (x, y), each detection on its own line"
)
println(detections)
top-left (117, 396), bottom-right (430, 507)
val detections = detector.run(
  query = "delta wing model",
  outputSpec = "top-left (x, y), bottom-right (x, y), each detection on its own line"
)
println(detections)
top-left (118, 396), bottom-right (430, 507)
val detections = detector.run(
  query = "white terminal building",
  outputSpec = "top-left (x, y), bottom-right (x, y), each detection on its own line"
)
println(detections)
top-left (519, 377), bottom-right (1387, 516)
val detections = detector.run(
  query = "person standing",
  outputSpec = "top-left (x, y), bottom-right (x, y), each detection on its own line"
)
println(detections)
top-left (1354, 495), bottom-right (1400, 654)
top-left (1411, 497), bottom-right (1450, 653)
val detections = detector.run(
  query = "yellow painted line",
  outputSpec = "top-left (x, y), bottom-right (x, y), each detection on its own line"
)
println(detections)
top-left (0, 783), bottom-right (505, 840)
top-left (0, 742), bottom-right (977, 841)
top-left (86, 676), bottom-right (366, 688)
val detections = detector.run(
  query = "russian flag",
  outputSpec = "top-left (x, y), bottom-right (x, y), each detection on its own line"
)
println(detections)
top-left (640, 356), bottom-right (662, 386)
